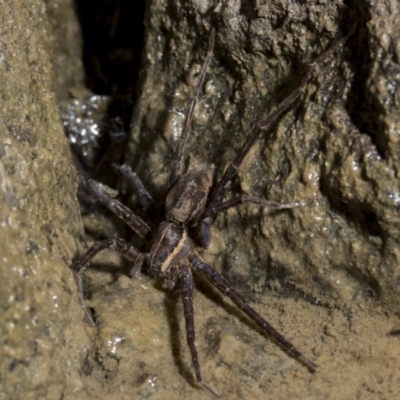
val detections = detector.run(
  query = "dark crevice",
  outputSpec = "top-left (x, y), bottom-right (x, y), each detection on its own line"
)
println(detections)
top-left (74, 0), bottom-right (145, 95)
top-left (319, 178), bottom-right (383, 239)
top-left (67, 1), bottom-right (146, 187)
top-left (342, 1), bottom-right (386, 158)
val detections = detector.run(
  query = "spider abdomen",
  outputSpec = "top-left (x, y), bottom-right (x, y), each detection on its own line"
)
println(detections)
top-left (149, 221), bottom-right (193, 277)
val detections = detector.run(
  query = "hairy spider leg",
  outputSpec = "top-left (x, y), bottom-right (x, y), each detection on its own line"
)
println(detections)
top-left (178, 267), bottom-right (219, 396)
top-left (194, 195), bottom-right (300, 249)
top-left (169, 0), bottom-right (230, 188)
top-left (210, 194), bottom-right (299, 215)
top-left (112, 163), bottom-right (157, 215)
top-left (189, 253), bottom-right (317, 372)
top-left (73, 239), bottom-right (144, 326)
top-left (73, 178), bottom-right (152, 325)
top-left (203, 32), bottom-right (352, 222)
top-left (169, 27), bottom-right (216, 188)
top-left (86, 179), bottom-right (151, 240)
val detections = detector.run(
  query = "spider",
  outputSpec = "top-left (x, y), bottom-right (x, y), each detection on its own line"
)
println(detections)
top-left (72, 23), bottom-right (349, 396)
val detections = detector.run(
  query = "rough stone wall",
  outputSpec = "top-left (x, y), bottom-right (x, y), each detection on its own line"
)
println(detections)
top-left (0, 1), bottom-right (88, 399)
top-left (130, 0), bottom-right (400, 310)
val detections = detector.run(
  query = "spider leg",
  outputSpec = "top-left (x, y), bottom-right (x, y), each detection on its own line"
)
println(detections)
top-left (203, 33), bottom-right (352, 221)
top-left (169, 27), bottom-right (216, 188)
top-left (112, 163), bottom-right (156, 214)
top-left (73, 238), bottom-right (144, 275)
top-left (168, 4), bottom-right (230, 187)
top-left (208, 194), bottom-right (299, 217)
top-left (177, 266), bottom-right (219, 396)
top-left (193, 195), bottom-right (298, 249)
top-left (87, 179), bottom-right (151, 239)
top-left (189, 253), bottom-right (317, 372)
top-left (72, 239), bottom-right (145, 326)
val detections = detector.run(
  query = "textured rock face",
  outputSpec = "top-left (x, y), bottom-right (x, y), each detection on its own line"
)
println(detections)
top-left (130, 0), bottom-right (400, 312)
top-left (0, 1), bottom-right (89, 400)
top-left (2, 1), bottom-right (400, 399)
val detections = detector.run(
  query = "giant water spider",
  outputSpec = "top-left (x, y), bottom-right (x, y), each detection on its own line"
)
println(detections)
top-left (72, 12), bottom-right (350, 396)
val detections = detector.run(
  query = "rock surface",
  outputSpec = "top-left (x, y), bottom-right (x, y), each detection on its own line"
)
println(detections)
top-left (0, 1), bottom-right (88, 400)
top-left (2, 1), bottom-right (400, 399)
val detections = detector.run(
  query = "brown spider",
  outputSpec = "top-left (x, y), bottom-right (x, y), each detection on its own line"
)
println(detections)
top-left (72, 24), bottom-right (349, 396)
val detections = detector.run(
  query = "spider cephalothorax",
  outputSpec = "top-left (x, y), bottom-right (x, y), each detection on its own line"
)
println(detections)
top-left (72, 19), bottom-right (349, 396)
